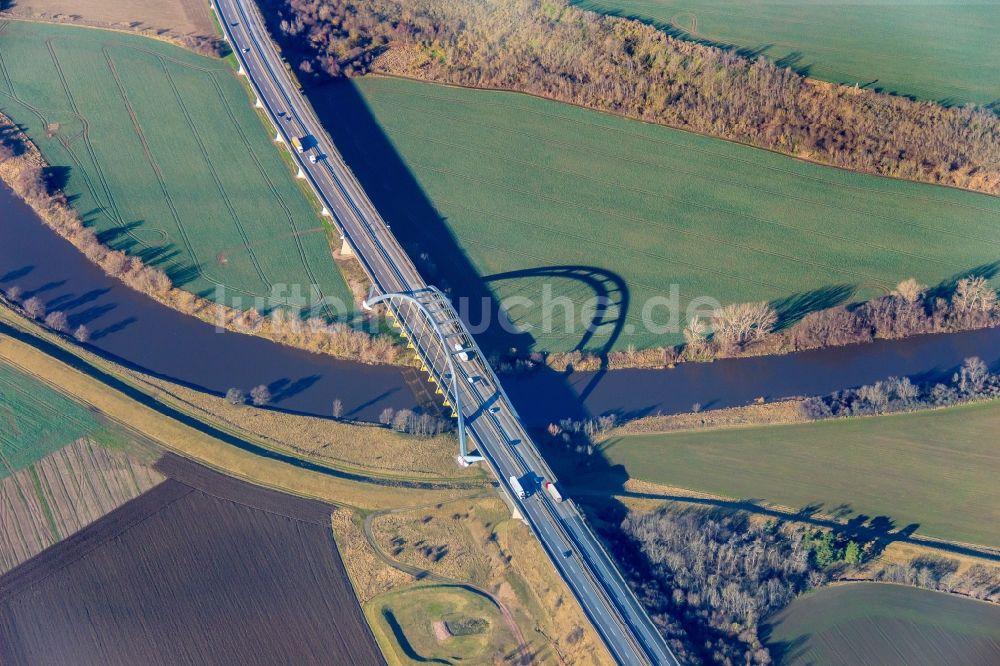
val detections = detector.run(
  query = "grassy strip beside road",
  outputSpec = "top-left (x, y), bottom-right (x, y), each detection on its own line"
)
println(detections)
top-left (599, 400), bottom-right (1000, 547)
top-left (342, 76), bottom-right (1000, 352)
top-left (573, 0), bottom-right (1000, 106)
top-left (0, 308), bottom-right (474, 509)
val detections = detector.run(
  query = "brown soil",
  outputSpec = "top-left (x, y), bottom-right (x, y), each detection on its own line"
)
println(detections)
top-left (1, 0), bottom-right (216, 42)
top-left (0, 453), bottom-right (386, 665)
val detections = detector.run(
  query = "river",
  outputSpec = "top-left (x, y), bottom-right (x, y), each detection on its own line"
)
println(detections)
top-left (3, 183), bottom-right (999, 427)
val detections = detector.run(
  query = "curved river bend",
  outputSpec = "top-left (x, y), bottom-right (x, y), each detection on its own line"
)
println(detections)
top-left (3, 184), bottom-right (999, 426)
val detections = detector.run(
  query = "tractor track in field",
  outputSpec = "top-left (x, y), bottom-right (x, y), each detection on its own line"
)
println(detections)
top-left (207, 70), bottom-right (337, 318)
top-left (101, 46), bottom-right (228, 288)
top-left (158, 58), bottom-right (270, 288)
top-left (378, 121), bottom-right (969, 271)
top-left (45, 41), bottom-right (144, 244)
top-left (370, 99), bottom-right (1000, 249)
top-left (408, 161), bottom-right (898, 292)
top-left (368, 84), bottom-right (1000, 215)
top-left (122, 40), bottom-right (340, 315)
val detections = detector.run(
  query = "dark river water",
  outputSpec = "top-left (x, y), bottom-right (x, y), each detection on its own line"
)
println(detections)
top-left (3, 183), bottom-right (999, 426)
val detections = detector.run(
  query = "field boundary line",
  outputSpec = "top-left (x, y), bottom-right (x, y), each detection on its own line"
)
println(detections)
top-left (371, 106), bottom-right (1000, 248)
top-left (365, 75), bottom-right (1000, 209)
top-left (382, 123), bottom-right (977, 265)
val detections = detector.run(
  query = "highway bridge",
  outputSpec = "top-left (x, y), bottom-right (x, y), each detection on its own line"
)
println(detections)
top-left (212, 1), bottom-right (680, 662)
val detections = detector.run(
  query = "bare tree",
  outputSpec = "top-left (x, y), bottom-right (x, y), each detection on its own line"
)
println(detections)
top-left (44, 310), bottom-right (69, 332)
top-left (226, 388), bottom-right (246, 405)
top-left (73, 324), bottom-right (91, 343)
top-left (22, 296), bottom-right (45, 319)
top-left (5, 285), bottom-right (22, 302)
top-left (711, 301), bottom-right (777, 347)
top-left (952, 276), bottom-right (997, 313)
top-left (892, 278), bottom-right (926, 304)
top-left (332, 398), bottom-right (344, 418)
top-left (249, 384), bottom-right (271, 406)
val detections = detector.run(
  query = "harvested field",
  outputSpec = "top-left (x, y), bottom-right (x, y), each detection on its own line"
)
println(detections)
top-left (0, 454), bottom-right (385, 665)
top-left (574, 0), bottom-right (1000, 105)
top-left (323, 76), bottom-right (1000, 353)
top-left (0, 21), bottom-right (354, 316)
top-left (0, 437), bottom-right (162, 575)
top-left (765, 582), bottom-right (1000, 665)
top-left (2, 0), bottom-right (216, 41)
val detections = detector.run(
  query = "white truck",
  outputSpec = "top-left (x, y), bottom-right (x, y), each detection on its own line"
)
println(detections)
top-left (543, 480), bottom-right (564, 502)
top-left (509, 475), bottom-right (527, 500)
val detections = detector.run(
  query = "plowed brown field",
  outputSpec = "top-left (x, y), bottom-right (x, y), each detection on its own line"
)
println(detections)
top-left (0, 455), bottom-right (385, 665)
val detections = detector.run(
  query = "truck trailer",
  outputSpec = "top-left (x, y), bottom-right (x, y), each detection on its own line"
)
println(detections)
top-left (291, 136), bottom-right (305, 153)
top-left (543, 480), bottom-right (563, 502)
top-left (509, 475), bottom-right (527, 500)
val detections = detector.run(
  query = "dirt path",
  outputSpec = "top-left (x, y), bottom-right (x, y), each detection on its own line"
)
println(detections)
top-left (362, 501), bottom-right (534, 665)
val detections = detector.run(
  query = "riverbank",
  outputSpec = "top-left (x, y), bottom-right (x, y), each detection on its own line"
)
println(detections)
top-left (0, 303), bottom-right (476, 508)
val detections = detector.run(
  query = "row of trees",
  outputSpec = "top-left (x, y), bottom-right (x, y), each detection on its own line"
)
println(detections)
top-left (801, 355), bottom-right (999, 419)
top-left (262, 0), bottom-right (1000, 194)
top-left (377, 406), bottom-right (452, 436)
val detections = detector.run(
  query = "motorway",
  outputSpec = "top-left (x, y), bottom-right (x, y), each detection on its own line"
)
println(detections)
top-left (212, 1), bottom-right (680, 663)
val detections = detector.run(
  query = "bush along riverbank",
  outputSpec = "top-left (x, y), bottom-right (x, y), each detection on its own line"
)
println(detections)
top-left (0, 113), bottom-right (411, 367)
top-left (506, 278), bottom-right (1000, 373)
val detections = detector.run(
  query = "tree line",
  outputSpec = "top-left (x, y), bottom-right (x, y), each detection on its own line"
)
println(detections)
top-left (260, 0), bottom-right (1000, 195)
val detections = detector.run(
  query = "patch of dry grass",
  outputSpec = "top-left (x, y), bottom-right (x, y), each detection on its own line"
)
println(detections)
top-left (130, 372), bottom-right (474, 481)
top-left (331, 509), bottom-right (413, 604)
top-left (371, 496), bottom-right (613, 664)
top-left (603, 399), bottom-right (806, 438)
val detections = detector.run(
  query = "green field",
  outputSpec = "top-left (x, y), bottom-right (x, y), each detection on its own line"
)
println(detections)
top-left (342, 77), bottom-right (1000, 352)
top-left (0, 21), bottom-right (353, 316)
top-left (572, 0), bottom-right (1000, 106)
top-left (367, 584), bottom-right (515, 665)
top-left (599, 400), bottom-right (1000, 546)
top-left (0, 361), bottom-right (99, 477)
top-left (766, 583), bottom-right (1000, 665)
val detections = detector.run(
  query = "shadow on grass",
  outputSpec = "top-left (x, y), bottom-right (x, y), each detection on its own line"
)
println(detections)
top-left (380, 608), bottom-right (450, 665)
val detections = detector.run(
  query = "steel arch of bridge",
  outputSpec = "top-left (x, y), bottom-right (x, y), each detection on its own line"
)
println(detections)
top-left (363, 287), bottom-right (483, 463)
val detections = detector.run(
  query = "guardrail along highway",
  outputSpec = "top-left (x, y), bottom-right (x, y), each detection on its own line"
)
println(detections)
top-left (212, 1), bottom-right (680, 663)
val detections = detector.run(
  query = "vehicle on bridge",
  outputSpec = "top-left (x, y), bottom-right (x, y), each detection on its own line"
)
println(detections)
top-left (509, 474), bottom-right (528, 499)
top-left (543, 480), bottom-right (564, 502)
top-left (291, 134), bottom-right (314, 153)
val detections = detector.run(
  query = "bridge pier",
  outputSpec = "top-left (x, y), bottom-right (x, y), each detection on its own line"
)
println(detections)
top-left (339, 235), bottom-right (354, 257)
top-left (296, 166), bottom-right (306, 179)
top-left (274, 131), bottom-right (285, 144)
top-left (255, 97), bottom-right (264, 108)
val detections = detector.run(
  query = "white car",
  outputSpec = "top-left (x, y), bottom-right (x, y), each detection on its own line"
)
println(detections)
top-left (308, 154), bottom-right (317, 164)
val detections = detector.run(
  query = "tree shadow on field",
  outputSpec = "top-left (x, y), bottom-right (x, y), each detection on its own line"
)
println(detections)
top-left (926, 261), bottom-right (1000, 303)
top-left (770, 283), bottom-right (856, 330)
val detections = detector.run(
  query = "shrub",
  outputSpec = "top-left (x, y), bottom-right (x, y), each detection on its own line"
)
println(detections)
top-left (249, 384), bottom-right (271, 406)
